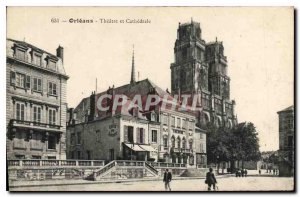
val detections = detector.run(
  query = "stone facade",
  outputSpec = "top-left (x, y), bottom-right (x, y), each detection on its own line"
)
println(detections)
top-left (170, 21), bottom-right (237, 130)
top-left (67, 78), bottom-right (205, 167)
top-left (6, 39), bottom-right (69, 159)
top-left (277, 105), bottom-right (294, 176)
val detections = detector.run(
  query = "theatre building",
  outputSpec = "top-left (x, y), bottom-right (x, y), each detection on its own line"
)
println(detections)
top-left (66, 51), bottom-right (206, 166)
top-left (6, 39), bottom-right (69, 160)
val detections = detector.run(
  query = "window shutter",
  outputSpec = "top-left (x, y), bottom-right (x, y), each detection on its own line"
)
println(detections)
top-left (124, 126), bottom-right (128, 143)
top-left (140, 129), bottom-right (144, 144)
top-left (136, 128), bottom-right (140, 143)
top-left (53, 83), bottom-right (57, 95)
top-left (39, 79), bottom-right (43, 92)
top-left (47, 82), bottom-right (50, 94)
top-left (26, 75), bottom-right (31, 89)
top-left (10, 71), bottom-right (16, 86)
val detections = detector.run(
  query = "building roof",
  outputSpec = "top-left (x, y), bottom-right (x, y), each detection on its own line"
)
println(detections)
top-left (277, 105), bottom-right (294, 113)
top-left (74, 78), bottom-right (196, 119)
top-left (7, 38), bottom-right (58, 59)
top-left (7, 38), bottom-right (67, 77)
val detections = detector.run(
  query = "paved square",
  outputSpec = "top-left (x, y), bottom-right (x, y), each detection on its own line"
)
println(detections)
top-left (10, 176), bottom-right (294, 191)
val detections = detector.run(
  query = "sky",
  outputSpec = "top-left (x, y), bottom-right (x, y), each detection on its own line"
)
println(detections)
top-left (7, 7), bottom-right (294, 151)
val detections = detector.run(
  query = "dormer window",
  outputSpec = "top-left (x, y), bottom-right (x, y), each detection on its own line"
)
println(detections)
top-left (48, 60), bottom-right (56, 70)
top-left (34, 54), bottom-right (42, 66)
top-left (15, 49), bottom-right (26, 61)
top-left (151, 113), bottom-right (157, 121)
top-left (46, 55), bottom-right (58, 71)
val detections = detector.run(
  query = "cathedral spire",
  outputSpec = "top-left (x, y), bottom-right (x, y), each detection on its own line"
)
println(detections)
top-left (130, 45), bottom-right (136, 84)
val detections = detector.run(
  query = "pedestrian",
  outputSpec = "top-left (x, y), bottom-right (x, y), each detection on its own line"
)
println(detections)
top-left (244, 169), bottom-right (248, 177)
top-left (205, 168), bottom-right (217, 191)
top-left (241, 169), bottom-right (244, 177)
top-left (273, 169), bottom-right (275, 175)
top-left (259, 169), bottom-right (261, 175)
top-left (163, 169), bottom-right (172, 191)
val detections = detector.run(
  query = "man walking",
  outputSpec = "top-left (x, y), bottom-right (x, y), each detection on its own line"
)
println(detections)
top-left (163, 169), bottom-right (172, 191)
top-left (205, 168), bottom-right (217, 191)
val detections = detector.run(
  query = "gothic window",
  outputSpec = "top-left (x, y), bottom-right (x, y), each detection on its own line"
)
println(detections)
top-left (182, 48), bottom-right (187, 60)
top-left (163, 135), bottom-right (168, 148)
top-left (202, 94), bottom-right (210, 109)
top-left (177, 137), bottom-right (181, 149)
top-left (180, 70), bottom-right (186, 87)
top-left (204, 113), bottom-right (210, 125)
top-left (171, 136), bottom-right (175, 148)
top-left (214, 99), bottom-right (222, 113)
top-left (182, 138), bottom-right (186, 149)
top-left (70, 133), bottom-right (75, 145)
top-left (216, 117), bottom-right (222, 127)
top-left (189, 140), bottom-right (193, 150)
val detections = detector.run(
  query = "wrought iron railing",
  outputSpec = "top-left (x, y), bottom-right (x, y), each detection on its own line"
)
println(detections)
top-left (7, 159), bottom-right (105, 167)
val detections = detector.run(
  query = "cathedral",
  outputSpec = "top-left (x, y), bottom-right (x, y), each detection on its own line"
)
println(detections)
top-left (170, 20), bottom-right (238, 130)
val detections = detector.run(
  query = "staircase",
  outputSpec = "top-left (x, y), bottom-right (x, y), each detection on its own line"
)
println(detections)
top-left (86, 160), bottom-right (159, 181)
top-left (86, 160), bottom-right (116, 180)
top-left (145, 162), bottom-right (159, 176)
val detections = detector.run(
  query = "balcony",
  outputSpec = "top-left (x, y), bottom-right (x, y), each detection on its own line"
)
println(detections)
top-left (172, 147), bottom-right (193, 154)
top-left (10, 119), bottom-right (62, 133)
top-left (173, 128), bottom-right (185, 135)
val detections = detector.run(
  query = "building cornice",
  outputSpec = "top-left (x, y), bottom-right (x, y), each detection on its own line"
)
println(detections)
top-left (7, 56), bottom-right (69, 80)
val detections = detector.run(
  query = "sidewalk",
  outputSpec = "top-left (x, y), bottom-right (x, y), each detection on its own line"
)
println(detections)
top-left (9, 174), bottom-right (236, 188)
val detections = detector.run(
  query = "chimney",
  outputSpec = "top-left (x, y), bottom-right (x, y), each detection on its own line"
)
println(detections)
top-left (88, 91), bottom-right (96, 121)
top-left (56, 45), bottom-right (64, 62)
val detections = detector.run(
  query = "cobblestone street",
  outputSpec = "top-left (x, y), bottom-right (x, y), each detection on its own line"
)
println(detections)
top-left (10, 176), bottom-right (294, 191)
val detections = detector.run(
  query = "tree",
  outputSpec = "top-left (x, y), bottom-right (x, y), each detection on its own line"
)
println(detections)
top-left (233, 122), bottom-right (261, 168)
top-left (207, 121), bottom-right (261, 173)
top-left (206, 123), bottom-right (233, 173)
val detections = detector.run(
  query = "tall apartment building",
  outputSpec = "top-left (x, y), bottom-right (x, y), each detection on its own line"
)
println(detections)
top-left (278, 105), bottom-right (294, 176)
top-left (6, 39), bottom-right (69, 159)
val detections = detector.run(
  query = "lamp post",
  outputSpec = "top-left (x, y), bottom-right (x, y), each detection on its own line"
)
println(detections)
top-left (216, 155), bottom-right (219, 175)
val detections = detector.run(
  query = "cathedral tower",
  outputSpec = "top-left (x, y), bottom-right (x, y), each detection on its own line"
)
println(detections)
top-left (170, 20), bottom-right (237, 130)
top-left (170, 20), bottom-right (208, 95)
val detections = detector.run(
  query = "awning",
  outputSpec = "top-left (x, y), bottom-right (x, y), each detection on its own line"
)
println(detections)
top-left (124, 143), bottom-right (146, 152)
top-left (139, 145), bottom-right (156, 152)
top-left (124, 143), bottom-right (156, 152)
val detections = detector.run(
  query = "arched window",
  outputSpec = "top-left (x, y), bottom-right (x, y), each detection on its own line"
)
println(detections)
top-left (182, 138), bottom-right (186, 149)
top-left (216, 117), bottom-right (222, 127)
top-left (228, 120), bottom-right (232, 129)
top-left (204, 113), bottom-right (210, 125)
top-left (171, 136), bottom-right (175, 148)
top-left (163, 135), bottom-right (168, 148)
top-left (177, 137), bottom-right (181, 149)
top-left (189, 139), bottom-right (193, 150)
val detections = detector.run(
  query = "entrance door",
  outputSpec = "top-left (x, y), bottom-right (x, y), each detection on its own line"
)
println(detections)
top-left (109, 149), bottom-right (115, 161)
